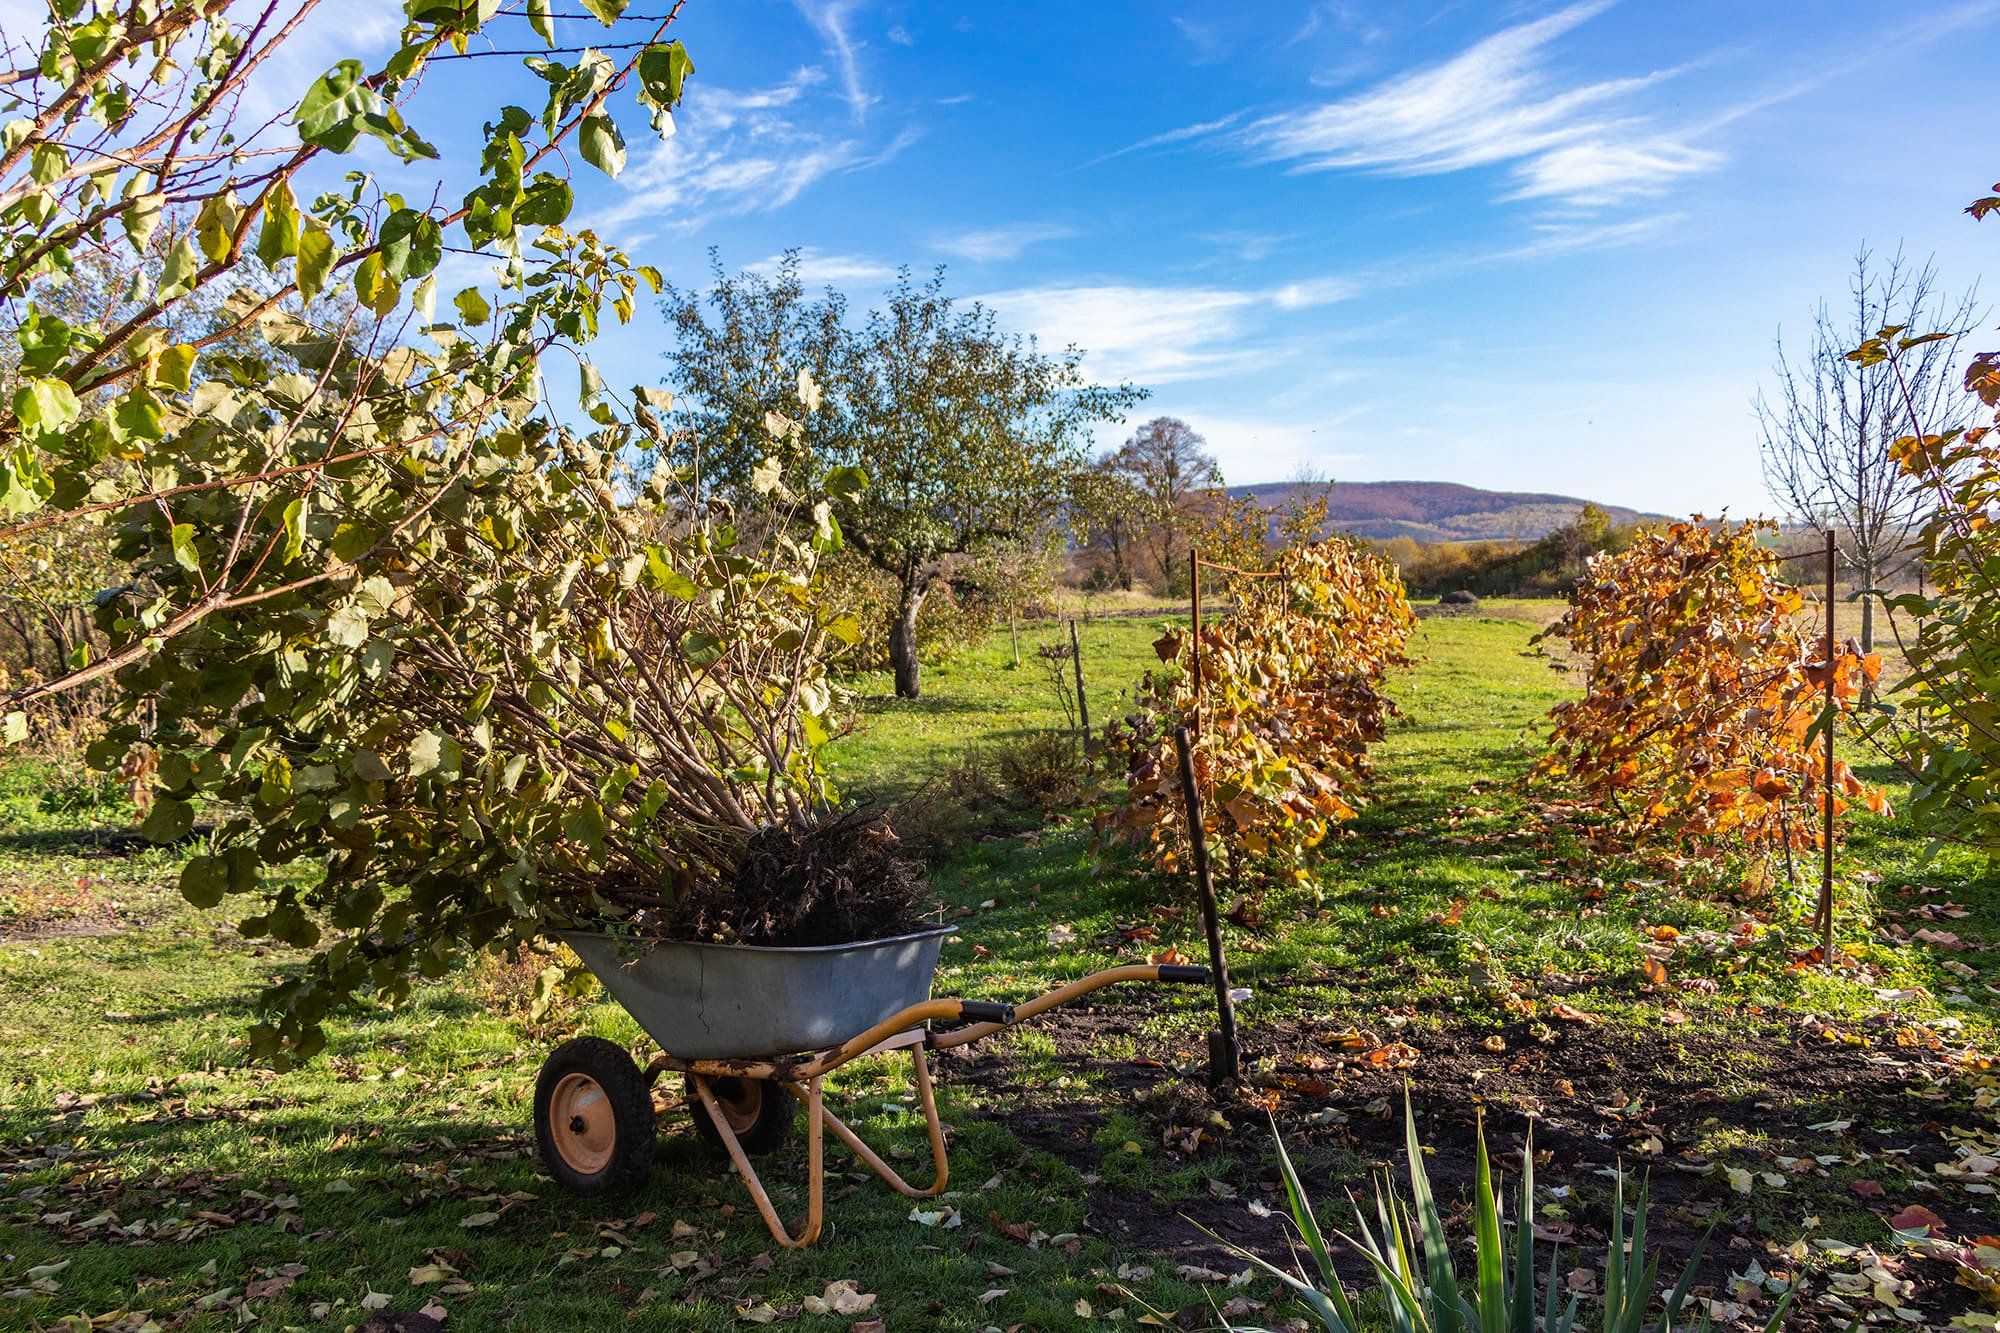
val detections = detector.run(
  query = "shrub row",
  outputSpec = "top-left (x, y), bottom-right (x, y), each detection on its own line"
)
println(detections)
top-left (1101, 536), bottom-right (1416, 877)
top-left (1536, 519), bottom-right (1885, 862)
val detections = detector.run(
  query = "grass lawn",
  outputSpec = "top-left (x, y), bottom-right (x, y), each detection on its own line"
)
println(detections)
top-left (2, 606), bottom-right (1997, 1330)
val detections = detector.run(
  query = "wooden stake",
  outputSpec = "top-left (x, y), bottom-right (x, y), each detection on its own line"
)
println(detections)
top-left (1173, 725), bottom-right (1241, 1085)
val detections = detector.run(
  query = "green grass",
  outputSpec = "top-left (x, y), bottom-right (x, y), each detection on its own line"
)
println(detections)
top-left (830, 610), bottom-right (1176, 799)
top-left (2, 606), bottom-right (1996, 1329)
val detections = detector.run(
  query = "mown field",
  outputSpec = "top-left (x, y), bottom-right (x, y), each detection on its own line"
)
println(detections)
top-left (1, 604), bottom-right (1996, 1330)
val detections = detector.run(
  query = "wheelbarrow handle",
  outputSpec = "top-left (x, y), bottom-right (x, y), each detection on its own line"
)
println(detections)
top-left (926, 963), bottom-right (1214, 1052)
top-left (796, 964), bottom-right (1218, 1076)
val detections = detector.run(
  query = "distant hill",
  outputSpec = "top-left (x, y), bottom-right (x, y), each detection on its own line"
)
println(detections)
top-left (1231, 480), bottom-right (1672, 544)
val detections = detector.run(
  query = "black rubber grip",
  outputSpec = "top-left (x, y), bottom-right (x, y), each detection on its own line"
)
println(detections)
top-left (959, 1000), bottom-right (1016, 1025)
top-left (1157, 964), bottom-right (1212, 985)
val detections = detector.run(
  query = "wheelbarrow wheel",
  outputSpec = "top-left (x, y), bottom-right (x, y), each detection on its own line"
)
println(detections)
top-left (687, 1075), bottom-right (796, 1156)
top-left (535, 1037), bottom-right (656, 1196)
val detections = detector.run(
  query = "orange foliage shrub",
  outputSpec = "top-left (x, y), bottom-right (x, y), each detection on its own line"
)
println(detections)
top-left (1102, 537), bottom-right (1416, 874)
top-left (1536, 519), bottom-right (1887, 860)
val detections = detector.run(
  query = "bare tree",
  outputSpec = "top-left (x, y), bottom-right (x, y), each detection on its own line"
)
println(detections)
top-left (1114, 416), bottom-right (1223, 592)
top-left (1756, 247), bottom-right (1983, 650)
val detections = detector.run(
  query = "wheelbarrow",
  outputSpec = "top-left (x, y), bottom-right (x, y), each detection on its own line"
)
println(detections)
top-left (532, 924), bottom-right (1211, 1246)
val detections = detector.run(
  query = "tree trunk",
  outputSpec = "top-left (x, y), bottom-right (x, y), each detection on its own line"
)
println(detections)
top-left (1857, 554), bottom-right (1875, 655)
top-left (888, 585), bottom-right (926, 699)
top-left (1106, 521), bottom-right (1133, 592)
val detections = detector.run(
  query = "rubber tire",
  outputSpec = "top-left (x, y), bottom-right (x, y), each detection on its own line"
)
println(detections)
top-left (687, 1075), bottom-right (797, 1156)
top-left (534, 1037), bottom-right (657, 1196)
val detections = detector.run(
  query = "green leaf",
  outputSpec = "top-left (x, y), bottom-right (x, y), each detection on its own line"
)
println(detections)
top-left (824, 465), bottom-right (869, 501)
top-left (577, 0), bottom-right (626, 24)
top-left (194, 191), bottom-right (241, 263)
top-left (295, 221), bottom-right (334, 303)
top-left (158, 236), bottom-right (198, 298)
top-left (150, 343), bottom-right (195, 393)
top-left (645, 547), bottom-right (698, 599)
top-left (180, 855), bottom-right (226, 909)
top-left (378, 207), bottom-right (442, 281)
top-left (256, 179), bottom-right (300, 265)
top-left (351, 748), bottom-right (393, 782)
top-left (280, 497), bottom-right (307, 561)
top-left (169, 522), bottom-right (200, 572)
top-left (13, 378), bottom-right (80, 435)
top-left (140, 796), bottom-right (195, 843)
top-left (295, 59), bottom-right (374, 152)
top-left (408, 729), bottom-right (443, 777)
top-left (1, 711), bottom-right (27, 746)
top-left (527, 0), bottom-right (554, 43)
top-left (123, 189), bottom-right (164, 251)
top-left (635, 41), bottom-right (694, 129)
top-left (564, 798), bottom-right (606, 850)
top-left (354, 251), bottom-right (401, 318)
top-left (453, 287), bottom-right (491, 325)
top-left (578, 112), bottom-right (625, 178)
top-left (326, 603), bottom-right (371, 649)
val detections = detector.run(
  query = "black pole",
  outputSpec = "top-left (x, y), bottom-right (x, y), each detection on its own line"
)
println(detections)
top-left (1068, 618), bottom-right (1090, 754)
top-left (1172, 725), bottom-right (1241, 1085)
top-left (1188, 549), bottom-right (1203, 740)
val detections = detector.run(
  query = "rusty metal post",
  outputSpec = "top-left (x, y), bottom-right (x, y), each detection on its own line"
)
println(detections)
top-left (1821, 528), bottom-right (1837, 966)
top-left (1188, 549), bottom-right (1203, 740)
top-left (1172, 725), bottom-right (1240, 1085)
top-left (1068, 618), bottom-right (1090, 754)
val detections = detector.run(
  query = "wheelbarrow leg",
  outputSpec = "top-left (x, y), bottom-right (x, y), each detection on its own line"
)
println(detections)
top-left (789, 1045), bottom-right (949, 1199)
top-left (691, 1072), bottom-right (825, 1248)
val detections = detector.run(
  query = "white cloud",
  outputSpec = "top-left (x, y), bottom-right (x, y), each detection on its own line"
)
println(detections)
top-left (887, 24), bottom-right (914, 46)
top-left (1086, 408), bottom-right (1364, 483)
top-left (931, 223), bottom-right (1075, 262)
top-left (1201, 230), bottom-right (1300, 263)
top-left (749, 248), bottom-right (897, 286)
top-left (1173, 16), bottom-right (1230, 64)
top-left (596, 67), bottom-right (913, 235)
top-left (1234, 1), bottom-right (1719, 208)
top-left (979, 275), bottom-right (1358, 386)
top-left (1504, 139), bottom-right (1717, 206)
top-left (796, 0), bottom-right (874, 120)
top-left (980, 284), bottom-right (1265, 384)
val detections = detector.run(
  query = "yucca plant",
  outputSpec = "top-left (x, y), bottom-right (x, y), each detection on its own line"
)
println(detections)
top-left (1216, 1098), bottom-right (1795, 1333)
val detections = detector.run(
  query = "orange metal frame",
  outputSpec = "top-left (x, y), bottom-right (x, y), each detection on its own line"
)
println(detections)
top-left (647, 964), bottom-right (1187, 1247)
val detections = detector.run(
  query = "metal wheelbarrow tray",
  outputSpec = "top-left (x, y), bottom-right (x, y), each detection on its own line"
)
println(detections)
top-left (532, 927), bottom-right (1211, 1247)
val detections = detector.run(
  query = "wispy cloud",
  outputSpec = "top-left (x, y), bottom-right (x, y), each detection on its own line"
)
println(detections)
top-left (749, 248), bottom-right (898, 286)
top-left (1202, 229), bottom-right (1300, 263)
top-left (931, 223), bottom-right (1075, 262)
top-left (978, 207), bottom-right (1681, 389)
top-left (1173, 16), bottom-right (1231, 64)
top-left (1078, 111), bottom-right (1247, 170)
top-left (796, 0), bottom-right (873, 120)
top-left (1235, 1), bottom-right (1719, 208)
top-left (978, 276), bottom-right (1356, 385)
top-left (596, 67), bottom-right (914, 236)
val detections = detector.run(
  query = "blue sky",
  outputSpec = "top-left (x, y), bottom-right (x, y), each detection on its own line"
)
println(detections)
top-left (379, 0), bottom-right (2000, 515)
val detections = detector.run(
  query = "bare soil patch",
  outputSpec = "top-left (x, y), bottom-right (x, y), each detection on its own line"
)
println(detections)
top-left (943, 995), bottom-right (1979, 1329)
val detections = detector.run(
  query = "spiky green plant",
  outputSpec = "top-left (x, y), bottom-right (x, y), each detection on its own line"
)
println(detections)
top-left (1216, 1098), bottom-right (1795, 1333)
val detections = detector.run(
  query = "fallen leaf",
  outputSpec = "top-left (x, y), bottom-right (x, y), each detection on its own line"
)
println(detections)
top-left (1888, 1203), bottom-right (1947, 1236)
